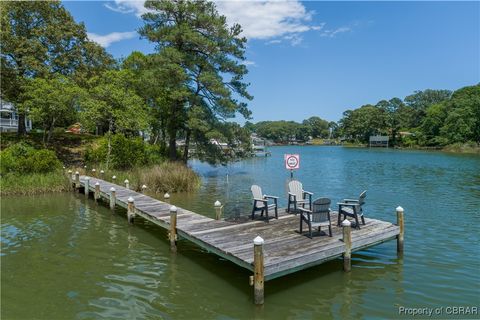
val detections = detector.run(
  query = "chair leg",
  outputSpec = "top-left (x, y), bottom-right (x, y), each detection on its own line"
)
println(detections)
top-left (294, 202), bottom-right (297, 215)
top-left (354, 215), bottom-right (361, 229)
top-left (328, 224), bottom-right (332, 237)
top-left (275, 206), bottom-right (278, 219)
top-left (287, 200), bottom-right (291, 213)
top-left (265, 207), bottom-right (269, 223)
top-left (338, 212), bottom-right (342, 226)
top-left (251, 206), bottom-right (256, 220)
top-left (308, 223), bottom-right (312, 239)
top-left (299, 216), bottom-right (303, 233)
top-left (361, 215), bottom-right (366, 225)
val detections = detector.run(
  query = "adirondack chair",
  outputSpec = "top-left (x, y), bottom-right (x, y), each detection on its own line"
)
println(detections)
top-left (337, 190), bottom-right (367, 229)
top-left (251, 185), bottom-right (278, 222)
top-left (287, 180), bottom-right (313, 213)
top-left (299, 198), bottom-right (332, 238)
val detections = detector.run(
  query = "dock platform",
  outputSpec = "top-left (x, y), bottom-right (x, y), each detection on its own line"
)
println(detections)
top-left (75, 174), bottom-right (402, 303)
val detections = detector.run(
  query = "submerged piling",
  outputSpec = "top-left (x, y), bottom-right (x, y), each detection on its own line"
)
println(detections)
top-left (214, 200), bottom-right (223, 220)
top-left (94, 182), bottom-right (100, 202)
top-left (169, 205), bottom-right (178, 252)
top-left (75, 171), bottom-right (80, 192)
top-left (84, 177), bottom-right (90, 198)
top-left (164, 193), bottom-right (170, 204)
top-left (109, 187), bottom-right (116, 210)
top-left (127, 197), bottom-right (135, 224)
top-left (396, 206), bottom-right (404, 254)
top-left (124, 179), bottom-right (130, 189)
top-left (253, 236), bottom-right (265, 305)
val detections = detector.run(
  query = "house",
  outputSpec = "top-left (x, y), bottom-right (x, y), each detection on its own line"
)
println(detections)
top-left (0, 99), bottom-right (32, 132)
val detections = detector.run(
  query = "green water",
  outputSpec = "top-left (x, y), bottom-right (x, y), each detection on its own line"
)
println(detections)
top-left (2, 146), bottom-right (479, 319)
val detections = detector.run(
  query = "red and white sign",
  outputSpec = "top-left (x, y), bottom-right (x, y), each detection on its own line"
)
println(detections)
top-left (284, 154), bottom-right (300, 170)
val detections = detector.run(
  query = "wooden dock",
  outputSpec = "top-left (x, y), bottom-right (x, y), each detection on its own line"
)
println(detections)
top-left (74, 173), bottom-right (403, 304)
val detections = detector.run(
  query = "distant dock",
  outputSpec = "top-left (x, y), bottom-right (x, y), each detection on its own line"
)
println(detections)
top-left (72, 173), bottom-right (403, 304)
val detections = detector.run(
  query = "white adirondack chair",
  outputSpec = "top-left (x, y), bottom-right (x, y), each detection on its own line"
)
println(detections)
top-left (287, 180), bottom-right (313, 213)
top-left (251, 185), bottom-right (278, 222)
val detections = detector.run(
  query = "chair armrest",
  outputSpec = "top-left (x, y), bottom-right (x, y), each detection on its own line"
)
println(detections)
top-left (343, 199), bottom-right (359, 203)
top-left (264, 195), bottom-right (279, 199)
top-left (298, 207), bottom-right (312, 213)
top-left (303, 191), bottom-right (313, 195)
top-left (337, 202), bottom-right (357, 207)
top-left (288, 193), bottom-right (297, 200)
top-left (254, 198), bottom-right (268, 202)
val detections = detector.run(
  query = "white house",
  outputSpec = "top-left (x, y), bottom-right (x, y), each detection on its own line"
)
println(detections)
top-left (0, 99), bottom-right (32, 132)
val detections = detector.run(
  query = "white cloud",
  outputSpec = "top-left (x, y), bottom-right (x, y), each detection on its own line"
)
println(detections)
top-left (87, 31), bottom-right (137, 47)
top-left (243, 60), bottom-right (256, 66)
top-left (104, 1), bottom-right (350, 45)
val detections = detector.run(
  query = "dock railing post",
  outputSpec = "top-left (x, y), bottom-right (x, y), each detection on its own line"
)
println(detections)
top-left (112, 175), bottom-right (116, 184)
top-left (67, 170), bottom-right (73, 186)
top-left (164, 193), bottom-right (170, 204)
top-left (109, 187), bottom-right (116, 211)
top-left (75, 171), bottom-right (80, 192)
top-left (169, 205), bottom-right (178, 252)
top-left (94, 182), bottom-right (100, 202)
top-left (100, 170), bottom-right (105, 180)
top-left (91, 168), bottom-right (96, 178)
top-left (396, 206), bottom-right (404, 254)
top-left (127, 197), bottom-right (135, 224)
top-left (141, 185), bottom-right (147, 194)
top-left (253, 236), bottom-right (265, 305)
top-left (214, 200), bottom-right (223, 220)
top-left (84, 177), bottom-right (90, 198)
top-left (342, 219), bottom-right (352, 272)
top-left (124, 179), bottom-right (130, 189)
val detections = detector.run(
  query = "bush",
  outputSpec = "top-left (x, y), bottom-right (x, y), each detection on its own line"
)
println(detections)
top-left (85, 134), bottom-right (163, 170)
top-left (0, 143), bottom-right (62, 174)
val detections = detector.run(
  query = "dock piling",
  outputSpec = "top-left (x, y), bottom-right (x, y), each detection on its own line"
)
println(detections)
top-left (124, 179), bottom-right (129, 189)
top-left (169, 206), bottom-right (178, 252)
top-left (214, 200), bottom-right (223, 220)
top-left (84, 177), bottom-right (90, 198)
top-left (67, 169), bottom-right (72, 185)
top-left (253, 236), bottom-right (265, 305)
top-left (342, 219), bottom-right (352, 272)
top-left (141, 185), bottom-right (147, 194)
top-left (112, 175), bottom-right (116, 184)
top-left (94, 182), bottom-right (100, 202)
top-left (91, 168), bottom-right (96, 177)
top-left (396, 206), bottom-right (404, 254)
top-left (127, 197), bottom-right (135, 224)
top-left (100, 170), bottom-right (105, 179)
top-left (109, 187), bottom-right (116, 210)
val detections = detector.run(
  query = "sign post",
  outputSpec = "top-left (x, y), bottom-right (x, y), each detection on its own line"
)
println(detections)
top-left (284, 154), bottom-right (300, 180)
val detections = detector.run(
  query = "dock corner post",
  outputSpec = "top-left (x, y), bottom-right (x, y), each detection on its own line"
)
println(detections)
top-left (141, 185), bottom-right (147, 194)
top-left (67, 169), bottom-right (73, 184)
top-left (396, 206), bottom-right (404, 254)
top-left (94, 182), bottom-right (100, 202)
top-left (75, 171), bottom-right (80, 192)
top-left (112, 175), bottom-right (116, 184)
top-left (124, 179), bottom-right (130, 190)
top-left (164, 193), bottom-right (170, 204)
top-left (169, 205), bottom-right (178, 253)
top-left (253, 236), bottom-right (265, 305)
top-left (91, 168), bottom-right (96, 178)
top-left (342, 219), bottom-right (352, 272)
top-left (109, 187), bottom-right (116, 211)
top-left (214, 200), bottom-right (223, 220)
top-left (84, 177), bottom-right (90, 198)
top-left (127, 197), bottom-right (135, 224)
top-left (100, 170), bottom-right (105, 180)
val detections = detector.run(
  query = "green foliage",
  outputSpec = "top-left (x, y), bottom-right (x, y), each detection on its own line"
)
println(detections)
top-left (0, 143), bottom-right (62, 174)
top-left (0, 170), bottom-right (70, 195)
top-left (85, 134), bottom-right (162, 170)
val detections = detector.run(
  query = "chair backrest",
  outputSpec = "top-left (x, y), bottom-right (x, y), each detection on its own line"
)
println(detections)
top-left (288, 180), bottom-right (303, 199)
top-left (251, 185), bottom-right (263, 200)
top-left (311, 198), bottom-right (331, 222)
top-left (358, 190), bottom-right (366, 213)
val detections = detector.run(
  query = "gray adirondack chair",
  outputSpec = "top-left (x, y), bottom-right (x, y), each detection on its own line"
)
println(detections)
top-left (251, 185), bottom-right (278, 222)
top-left (287, 180), bottom-right (313, 213)
top-left (299, 198), bottom-right (332, 238)
top-left (337, 190), bottom-right (367, 229)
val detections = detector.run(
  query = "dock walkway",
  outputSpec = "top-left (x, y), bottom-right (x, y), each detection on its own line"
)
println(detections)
top-left (76, 175), bottom-right (402, 303)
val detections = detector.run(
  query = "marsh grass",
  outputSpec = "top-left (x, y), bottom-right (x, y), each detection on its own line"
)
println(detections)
top-left (0, 170), bottom-right (71, 196)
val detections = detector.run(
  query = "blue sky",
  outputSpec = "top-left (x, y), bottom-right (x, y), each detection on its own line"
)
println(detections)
top-left (64, 1), bottom-right (480, 123)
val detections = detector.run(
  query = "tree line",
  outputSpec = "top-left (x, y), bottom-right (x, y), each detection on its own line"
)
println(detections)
top-left (1, 0), bottom-right (253, 165)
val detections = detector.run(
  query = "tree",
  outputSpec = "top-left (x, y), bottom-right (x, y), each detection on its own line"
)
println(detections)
top-left (0, 0), bottom-right (114, 135)
top-left (21, 77), bottom-right (82, 143)
top-left (376, 98), bottom-right (404, 146)
top-left (338, 105), bottom-right (386, 142)
top-left (139, 0), bottom-right (253, 162)
top-left (404, 89), bottom-right (452, 127)
top-left (302, 116), bottom-right (330, 138)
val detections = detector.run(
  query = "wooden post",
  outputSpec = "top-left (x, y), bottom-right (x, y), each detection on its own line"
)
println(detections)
top-left (100, 170), bottom-right (105, 179)
top-left (127, 197), bottom-right (135, 224)
top-left (91, 168), bottom-right (96, 177)
top-left (164, 192), bottom-right (170, 204)
top-left (94, 182), bottom-right (100, 202)
top-left (75, 171), bottom-right (80, 192)
top-left (253, 236), bottom-right (265, 305)
top-left (84, 177), bottom-right (90, 198)
top-left (109, 187), bottom-right (116, 210)
top-left (396, 206), bottom-right (404, 253)
top-left (112, 175), bottom-right (116, 184)
top-left (141, 185), bottom-right (147, 194)
top-left (169, 205), bottom-right (178, 252)
top-left (214, 200), bottom-right (223, 220)
top-left (124, 179), bottom-right (129, 189)
top-left (342, 219), bottom-right (352, 272)
top-left (68, 170), bottom-right (73, 186)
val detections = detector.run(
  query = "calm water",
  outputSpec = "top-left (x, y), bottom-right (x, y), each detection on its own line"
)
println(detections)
top-left (2, 146), bottom-right (479, 319)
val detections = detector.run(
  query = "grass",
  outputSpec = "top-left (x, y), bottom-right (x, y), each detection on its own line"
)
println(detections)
top-left (0, 170), bottom-right (71, 196)
top-left (71, 162), bottom-right (201, 194)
